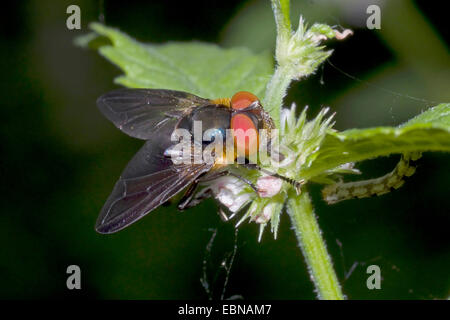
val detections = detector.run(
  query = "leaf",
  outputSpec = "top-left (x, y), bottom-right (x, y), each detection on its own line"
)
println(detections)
top-left (300, 103), bottom-right (450, 180)
top-left (79, 23), bottom-right (273, 99)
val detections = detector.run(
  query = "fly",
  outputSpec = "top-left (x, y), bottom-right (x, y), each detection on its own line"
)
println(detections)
top-left (96, 89), bottom-right (301, 233)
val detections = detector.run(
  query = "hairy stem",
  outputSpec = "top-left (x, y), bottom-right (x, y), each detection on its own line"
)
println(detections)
top-left (287, 189), bottom-right (344, 300)
top-left (263, 66), bottom-right (294, 127)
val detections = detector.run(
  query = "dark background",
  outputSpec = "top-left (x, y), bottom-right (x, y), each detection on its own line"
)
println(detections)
top-left (1, 0), bottom-right (449, 299)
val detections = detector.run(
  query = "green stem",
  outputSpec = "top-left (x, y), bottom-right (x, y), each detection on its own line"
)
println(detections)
top-left (265, 0), bottom-right (293, 127)
top-left (271, 0), bottom-right (291, 39)
top-left (287, 189), bottom-right (344, 300)
top-left (267, 0), bottom-right (344, 299)
top-left (263, 65), bottom-right (293, 127)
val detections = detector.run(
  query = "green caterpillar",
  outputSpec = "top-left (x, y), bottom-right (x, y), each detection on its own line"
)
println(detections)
top-left (322, 152), bottom-right (422, 204)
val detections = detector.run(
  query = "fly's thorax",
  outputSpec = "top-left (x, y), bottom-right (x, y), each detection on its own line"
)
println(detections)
top-left (169, 104), bottom-right (231, 165)
top-left (175, 104), bottom-right (231, 135)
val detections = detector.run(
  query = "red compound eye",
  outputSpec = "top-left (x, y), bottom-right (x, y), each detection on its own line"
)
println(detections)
top-left (231, 113), bottom-right (258, 156)
top-left (231, 91), bottom-right (259, 110)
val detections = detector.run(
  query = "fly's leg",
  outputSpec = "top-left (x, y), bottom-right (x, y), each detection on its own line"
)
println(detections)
top-left (240, 163), bottom-right (305, 194)
top-left (177, 181), bottom-right (200, 210)
top-left (227, 172), bottom-right (258, 193)
top-left (177, 169), bottom-right (257, 222)
top-left (177, 181), bottom-right (239, 222)
top-left (199, 170), bottom-right (258, 193)
top-left (177, 170), bottom-right (254, 210)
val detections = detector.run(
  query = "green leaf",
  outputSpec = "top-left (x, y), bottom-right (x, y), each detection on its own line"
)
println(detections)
top-left (300, 103), bottom-right (450, 180)
top-left (79, 23), bottom-right (273, 99)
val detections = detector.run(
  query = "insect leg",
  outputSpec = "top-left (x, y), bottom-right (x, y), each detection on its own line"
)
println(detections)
top-left (177, 181), bottom-right (200, 210)
top-left (239, 163), bottom-right (304, 194)
top-left (227, 171), bottom-right (258, 193)
top-left (177, 171), bottom-right (234, 210)
top-left (198, 170), bottom-right (258, 193)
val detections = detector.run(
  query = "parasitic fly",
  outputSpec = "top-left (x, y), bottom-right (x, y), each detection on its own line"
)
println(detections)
top-left (96, 89), bottom-right (300, 233)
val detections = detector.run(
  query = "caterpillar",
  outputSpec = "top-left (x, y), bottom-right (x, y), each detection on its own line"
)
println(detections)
top-left (322, 152), bottom-right (422, 204)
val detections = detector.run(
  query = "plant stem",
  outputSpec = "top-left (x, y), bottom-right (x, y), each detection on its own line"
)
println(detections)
top-left (264, 0), bottom-right (293, 127)
top-left (263, 65), bottom-right (293, 126)
top-left (271, 0), bottom-right (291, 39)
top-left (268, 0), bottom-right (344, 300)
top-left (287, 189), bottom-right (344, 300)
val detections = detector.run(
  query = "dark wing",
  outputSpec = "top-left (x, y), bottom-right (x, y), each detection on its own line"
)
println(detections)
top-left (96, 113), bottom-right (213, 233)
top-left (97, 88), bottom-right (210, 139)
top-left (96, 158), bottom-right (213, 234)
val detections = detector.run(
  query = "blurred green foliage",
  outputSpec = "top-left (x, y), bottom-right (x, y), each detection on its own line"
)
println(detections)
top-left (79, 23), bottom-right (273, 97)
top-left (0, 0), bottom-right (449, 299)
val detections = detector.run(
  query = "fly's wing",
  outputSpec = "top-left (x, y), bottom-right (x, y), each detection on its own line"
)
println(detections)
top-left (96, 157), bottom-right (213, 234)
top-left (96, 88), bottom-right (218, 233)
top-left (96, 113), bottom-right (213, 234)
top-left (97, 88), bottom-right (210, 140)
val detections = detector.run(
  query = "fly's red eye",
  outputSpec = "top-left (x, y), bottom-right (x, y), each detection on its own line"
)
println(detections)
top-left (231, 113), bottom-right (258, 156)
top-left (231, 91), bottom-right (259, 110)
